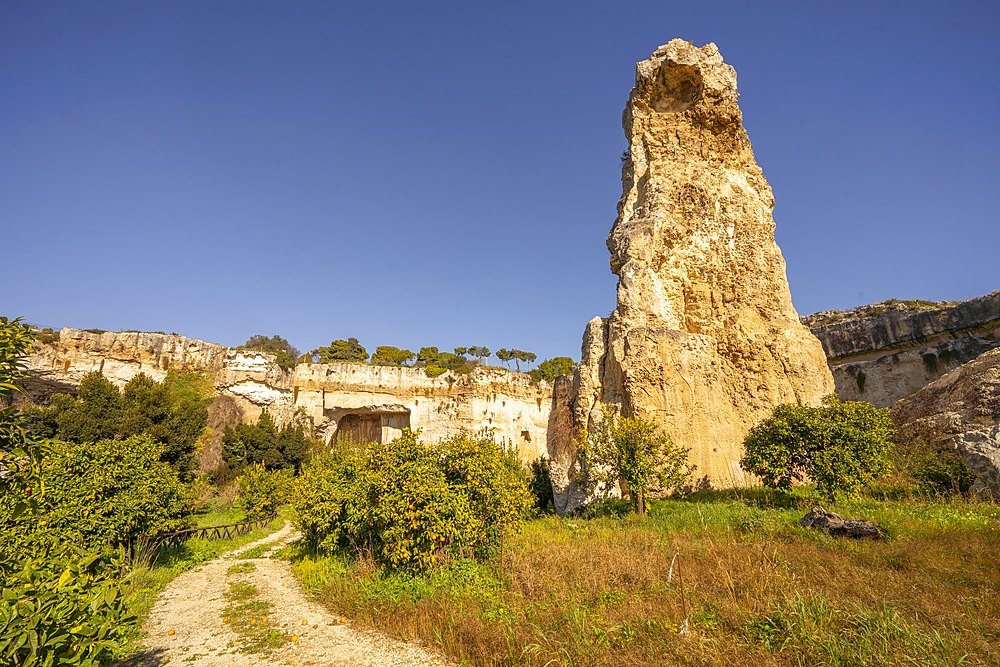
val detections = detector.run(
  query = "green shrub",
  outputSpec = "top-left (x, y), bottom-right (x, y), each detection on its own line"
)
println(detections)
top-left (0, 547), bottom-right (132, 667)
top-left (906, 446), bottom-right (976, 496)
top-left (238, 334), bottom-right (300, 371)
top-left (528, 356), bottom-right (577, 383)
top-left (237, 464), bottom-right (292, 518)
top-left (222, 410), bottom-right (314, 475)
top-left (370, 346), bottom-right (415, 366)
top-left (417, 347), bottom-right (472, 376)
top-left (577, 498), bottom-right (634, 519)
top-left (741, 396), bottom-right (894, 499)
top-left (291, 431), bottom-right (532, 570)
top-left (579, 404), bottom-right (694, 514)
top-left (25, 370), bottom-right (208, 480)
top-left (312, 338), bottom-right (368, 363)
top-left (1, 316), bottom-right (134, 667)
top-left (528, 457), bottom-right (555, 513)
top-left (2, 436), bottom-right (190, 553)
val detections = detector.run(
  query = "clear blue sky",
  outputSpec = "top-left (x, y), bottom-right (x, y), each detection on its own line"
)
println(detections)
top-left (4, 1), bottom-right (999, 362)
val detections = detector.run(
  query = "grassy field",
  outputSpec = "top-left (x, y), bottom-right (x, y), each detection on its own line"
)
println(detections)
top-left (290, 489), bottom-right (1000, 667)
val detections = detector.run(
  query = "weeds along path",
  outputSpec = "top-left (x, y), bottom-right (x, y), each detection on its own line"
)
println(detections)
top-left (134, 522), bottom-right (450, 667)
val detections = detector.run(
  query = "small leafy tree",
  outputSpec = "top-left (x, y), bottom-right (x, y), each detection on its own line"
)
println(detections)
top-left (313, 337), bottom-right (369, 363)
top-left (26, 370), bottom-right (207, 480)
top-left (370, 345), bottom-right (416, 366)
top-left (416, 346), bottom-right (439, 367)
top-left (416, 346), bottom-right (472, 377)
top-left (513, 350), bottom-right (537, 371)
top-left (471, 346), bottom-right (491, 365)
top-left (496, 348), bottom-right (513, 368)
top-left (5, 436), bottom-right (191, 550)
top-left (529, 356), bottom-right (577, 382)
top-left (240, 334), bottom-right (300, 370)
top-left (578, 404), bottom-right (693, 515)
top-left (237, 463), bottom-right (292, 518)
top-left (741, 396), bottom-right (895, 499)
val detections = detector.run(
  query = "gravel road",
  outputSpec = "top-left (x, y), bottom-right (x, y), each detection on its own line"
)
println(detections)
top-left (126, 522), bottom-right (451, 667)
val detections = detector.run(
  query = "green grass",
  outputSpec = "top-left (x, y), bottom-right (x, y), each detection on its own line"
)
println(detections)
top-left (222, 571), bottom-right (290, 654)
top-left (288, 489), bottom-right (1000, 667)
top-left (238, 543), bottom-right (273, 560)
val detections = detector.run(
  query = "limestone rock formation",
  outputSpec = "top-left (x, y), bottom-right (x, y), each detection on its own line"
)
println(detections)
top-left (805, 292), bottom-right (1000, 408)
top-left (22, 328), bottom-right (226, 401)
top-left (892, 347), bottom-right (1000, 498)
top-left (23, 328), bottom-right (554, 465)
top-left (552, 40), bottom-right (834, 512)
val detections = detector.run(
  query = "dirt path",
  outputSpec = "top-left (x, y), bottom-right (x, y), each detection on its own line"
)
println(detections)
top-left (129, 522), bottom-right (450, 667)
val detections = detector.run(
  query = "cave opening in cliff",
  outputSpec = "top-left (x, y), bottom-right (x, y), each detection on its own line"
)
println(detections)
top-left (332, 409), bottom-right (411, 445)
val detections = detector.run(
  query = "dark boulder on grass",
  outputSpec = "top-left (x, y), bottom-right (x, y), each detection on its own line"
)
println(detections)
top-left (800, 507), bottom-right (882, 539)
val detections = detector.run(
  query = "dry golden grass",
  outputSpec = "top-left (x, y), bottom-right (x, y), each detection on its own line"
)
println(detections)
top-left (292, 493), bottom-right (1000, 667)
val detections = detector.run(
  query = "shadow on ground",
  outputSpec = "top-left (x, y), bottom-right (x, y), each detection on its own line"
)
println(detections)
top-left (115, 648), bottom-right (167, 667)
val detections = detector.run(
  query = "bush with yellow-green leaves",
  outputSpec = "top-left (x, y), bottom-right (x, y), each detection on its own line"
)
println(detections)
top-left (292, 431), bottom-right (531, 570)
top-left (1, 317), bottom-right (136, 666)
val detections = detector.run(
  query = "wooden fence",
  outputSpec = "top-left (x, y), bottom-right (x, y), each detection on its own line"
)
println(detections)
top-left (149, 513), bottom-right (277, 553)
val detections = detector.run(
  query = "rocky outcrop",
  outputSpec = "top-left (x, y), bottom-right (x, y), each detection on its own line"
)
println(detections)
top-left (891, 347), bottom-right (1000, 498)
top-left (805, 292), bottom-right (1000, 408)
top-left (551, 40), bottom-right (833, 512)
top-left (22, 329), bottom-right (226, 401)
top-left (800, 507), bottom-right (882, 539)
top-left (23, 328), bottom-right (554, 464)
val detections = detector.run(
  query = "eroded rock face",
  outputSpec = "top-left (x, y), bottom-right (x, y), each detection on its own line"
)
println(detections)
top-left (804, 292), bottom-right (1000, 408)
top-left (892, 347), bottom-right (1000, 498)
top-left (552, 41), bottom-right (833, 512)
top-left (24, 329), bottom-right (554, 466)
top-left (22, 328), bottom-right (226, 401)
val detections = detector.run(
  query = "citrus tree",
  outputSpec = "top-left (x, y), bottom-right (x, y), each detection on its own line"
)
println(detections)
top-left (741, 396), bottom-right (895, 499)
top-left (291, 431), bottom-right (531, 570)
top-left (0, 317), bottom-right (133, 666)
top-left (578, 403), bottom-right (694, 514)
top-left (237, 463), bottom-right (292, 518)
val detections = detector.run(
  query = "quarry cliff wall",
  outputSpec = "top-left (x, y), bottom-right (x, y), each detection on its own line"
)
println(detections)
top-left (804, 292), bottom-right (1000, 408)
top-left (24, 328), bottom-right (553, 463)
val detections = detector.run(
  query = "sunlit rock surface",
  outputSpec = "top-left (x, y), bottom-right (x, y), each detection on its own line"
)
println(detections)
top-left (892, 347), bottom-right (1000, 498)
top-left (804, 292), bottom-right (1000, 408)
top-left (24, 329), bottom-right (553, 465)
top-left (550, 40), bottom-right (833, 512)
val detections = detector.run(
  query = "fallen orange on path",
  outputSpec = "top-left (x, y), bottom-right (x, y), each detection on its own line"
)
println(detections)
top-left (167, 629), bottom-right (175, 636)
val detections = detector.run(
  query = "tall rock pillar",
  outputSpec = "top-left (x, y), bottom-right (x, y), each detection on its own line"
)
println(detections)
top-left (552, 40), bottom-right (834, 512)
